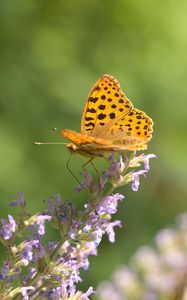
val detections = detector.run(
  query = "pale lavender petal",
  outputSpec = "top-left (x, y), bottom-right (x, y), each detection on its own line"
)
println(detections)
top-left (0, 215), bottom-right (17, 240)
top-left (20, 286), bottom-right (35, 300)
top-left (81, 286), bottom-right (95, 299)
top-left (96, 194), bottom-right (124, 215)
top-left (105, 220), bottom-right (122, 243)
top-left (143, 154), bottom-right (156, 171)
top-left (131, 170), bottom-right (146, 192)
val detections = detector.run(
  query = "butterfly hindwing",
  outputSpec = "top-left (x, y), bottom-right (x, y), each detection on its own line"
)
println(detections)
top-left (107, 108), bottom-right (153, 139)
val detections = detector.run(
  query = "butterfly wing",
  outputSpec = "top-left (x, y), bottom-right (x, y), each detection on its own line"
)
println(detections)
top-left (62, 74), bottom-right (153, 155)
top-left (108, 108), bottom-right (154, 150)
top-left (81, 74), bottom-right (133, 136)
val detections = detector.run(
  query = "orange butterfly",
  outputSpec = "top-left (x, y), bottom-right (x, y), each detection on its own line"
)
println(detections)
top-left (60, 75), bottom-right (153, 158)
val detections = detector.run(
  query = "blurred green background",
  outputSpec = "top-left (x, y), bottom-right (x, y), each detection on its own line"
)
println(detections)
top-left (0, 0), bottom-right (187, 292)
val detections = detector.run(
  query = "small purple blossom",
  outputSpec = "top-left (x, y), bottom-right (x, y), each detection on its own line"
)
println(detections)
top-left (74, 172), bottom-right (94, 193)
top-left (0, 214), bottom-right (16, 240)
top-left (96, 193), bottom-right (124, 215)
top-left (128, 153), bottom-right (156, 191)
top-left (143, 154), bottom-right (157, 171)
top-left (27, 214), bottom-right (52, 236)
top-left (131, 170), bottom-right (146, 192)
top-left (104, 220), bottom-right (122, 243)
top-left (9, 191), bottom-right (25, 207)
top-left (0, 260), bottom-right (11, 280)
top-left (35, 214), bottom-right (52, 235)
top-left (103, 155), bottom-right (125, 186)
top-left (20, 240), bottom-right (44, 262)
top-left (20, 286), bottom-right (35, 300)
top-left (80, 286), bottom-right (95, 299)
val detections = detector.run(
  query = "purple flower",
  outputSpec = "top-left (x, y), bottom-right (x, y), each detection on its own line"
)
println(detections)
top-left (44, 287), bottom-right (64, 299)
top-left (0, 260), bottom-right (22, 283)
top-left (21, 240), bottom-right (38, 261)
top-left (96, 193), bottom-right (124, 215)
top-left (131, 170), bottom-right (146, 192)
top-left (44, 286), bottom-right (95, 299)
top-left (81, 241), bottom-right (98, 257)
top-left (10, 192), bottom-right (25, 207)
top-left (23, 267), bottom-right (37, 283)
top-left (47, 240), bottom-right (57, 253)
top-left (32, 243), bottom-right (45, 262)
top-left (81, 286), bottom-right (95, 299)
top-left (0, 260), bottom-right (11, 280)
top-left (103, 155), bottom-right (125, 184)
top-left (28, 214), bottom-right (51, 236)
top-left (129, 153), bottom-right (156, 169)
top-left (48, 195), bottom-right (75, 228)
top-left (75, 172), bottom-right (94, 193)
top-left (20, 286), bottom-right (35, 300)
top-left (104, 220), bottom-right (122, 243)
top-left (143, 154), bottom-right (157, 171)
top-left (129, 153), bottom-right (156, 191)
top-left (35, 215), bottom-right (52, 235)
top-left (0, 215), bottom-right (16, 240)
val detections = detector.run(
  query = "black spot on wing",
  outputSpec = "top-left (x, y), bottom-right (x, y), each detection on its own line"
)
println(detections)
top-left (109, 113), bottom-right (115, 119)
top-left (86, 108), bottom-right (96, 113)
top-left (93, 85), bottom-right (100, 91)
top-left (111, 104), bottom-right (117, 109)
top-left (85, 117), bottom-right (94, 121)
top-left (85, 122), bottom-right (95, 128)
top-left (98, 113), bottom-right (106, 120)
top-left (98, 104), bottom-right (106, 110)
top-left (89, 97), bottom-right (98, 103)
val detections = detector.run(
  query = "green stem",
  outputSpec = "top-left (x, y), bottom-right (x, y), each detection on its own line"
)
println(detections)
top-left (49, 237), bottom-right (66, 261)
top-left (105, 184), bottom-right (117, 196)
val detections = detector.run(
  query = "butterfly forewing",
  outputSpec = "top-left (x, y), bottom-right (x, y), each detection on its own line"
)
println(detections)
top-left (81, 74), bottom-right (133, 136)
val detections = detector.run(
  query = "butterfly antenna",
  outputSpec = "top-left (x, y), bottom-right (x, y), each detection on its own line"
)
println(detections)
top-left (66, 154), bottom-right (81, 185)
top-left (35, 141), bottom-right (67, 145)
top-left (35, 128), bottom-right (67, 145)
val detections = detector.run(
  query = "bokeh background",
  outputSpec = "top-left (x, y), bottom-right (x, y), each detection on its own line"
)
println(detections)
top-left (0, 0), bottom-right (187, 293)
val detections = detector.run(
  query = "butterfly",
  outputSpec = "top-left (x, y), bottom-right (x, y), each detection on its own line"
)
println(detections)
top-left (36, 75), bottom-right (153, 158)
top-left (60, 75), bottom-right (153, 158)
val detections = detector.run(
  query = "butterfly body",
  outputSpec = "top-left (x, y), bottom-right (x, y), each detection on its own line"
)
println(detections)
top-left (61, 75), bottom-right (153, 158)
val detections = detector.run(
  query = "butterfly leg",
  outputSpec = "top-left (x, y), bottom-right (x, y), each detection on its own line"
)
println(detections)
top-left (66, 154), bottom-right (81, 184)
top-left (82, 158), bottom-right (100, 182)
top-left (82, 158), bottom-right (94, 172)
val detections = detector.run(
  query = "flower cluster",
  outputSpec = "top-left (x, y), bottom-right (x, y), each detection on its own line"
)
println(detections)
top-left (0, 152), bottom-right (155, 299)
top-left (97, 212), bottom-right (187, 300)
